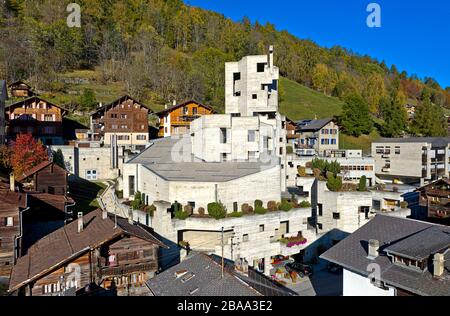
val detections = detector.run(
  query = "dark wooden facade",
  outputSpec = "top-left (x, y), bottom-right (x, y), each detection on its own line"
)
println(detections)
top-left (91, 95), bottom-right (152, 145)
top-left (157, 101), bottom-right (215, 138)
top-left (9, 210), bottom-right (165, 296)
top-left (5, 97), bottom-right (66, 145)
top-left (8, 81), bottom-right (34, 98)
top-left (25, 236), bottom-right (159, 297)
top-left (18, 161), bottom-right (68, 195)
top-left (417, 179), bottom-right (450, 222)
top-left (0, 183), bottom-right (25, 277)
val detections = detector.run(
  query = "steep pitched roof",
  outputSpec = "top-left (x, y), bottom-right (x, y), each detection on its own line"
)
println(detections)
top-left (296, 118), bottom-right (334, 132)
top-left (155, 100), bottom-right (216, 116)
top-left (5, 96), bottom-right (68, 113)
top-left (9, 209), bottom-right (167, 292)
top-left (320, 215), bottom-right (450, 296)
top-left (0, 181), bottom-right (27, 208)
top-left (92, 95), bottom-right (153, 115)
top-left (16, 161), bottom-right (69, 183)
top-left (146, 252), bottom-right (262, 296)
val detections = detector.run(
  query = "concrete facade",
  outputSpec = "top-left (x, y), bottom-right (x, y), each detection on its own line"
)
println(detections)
top-left (50, 144), bottom-right (124, 181)
top-left (149, 201), bottom-right (314, 275)
top-left (372, 138), bottom-right (450, 185)
top-left (225, 46), bottom-right (279, 116)
top-left (103, 132), bottom-right (149, 147)
top-left (123, 161), bottom-right (281, 212)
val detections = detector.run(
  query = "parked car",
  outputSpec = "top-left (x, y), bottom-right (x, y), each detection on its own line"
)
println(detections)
top-left (271, 255), bottom-right (293, 266)
top-left (327, 262), bottom-right (342, 274)
top-left (285, 262), bottom-right (313, 278)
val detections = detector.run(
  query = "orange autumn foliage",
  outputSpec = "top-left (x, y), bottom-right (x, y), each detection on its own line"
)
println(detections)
top-left (10, 134), bottom-right (49, 177)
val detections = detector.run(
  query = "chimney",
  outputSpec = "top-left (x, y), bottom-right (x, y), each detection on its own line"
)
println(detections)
top-left (102, 209), bottom-right (108, 220)
top-left (367, 239), bottom-right (380, 260)
top-left (173, 99), bottom-right (177, 106)
top-left (9, 173), bottom-right (15, 192)
top-left (77, 212), bottom-right (84, 233)
top-left (433, 253), bottom-right (445, 278)
top-left (128, 209), bottom-right (134, 225)
top-left (268, 45), bottom-right (274, 69)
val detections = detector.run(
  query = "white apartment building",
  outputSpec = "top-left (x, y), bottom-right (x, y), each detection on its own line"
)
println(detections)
top-left (372, 137), bottom-right (450, 185)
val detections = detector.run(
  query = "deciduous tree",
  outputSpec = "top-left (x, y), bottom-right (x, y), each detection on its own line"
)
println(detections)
top-left (10, 134), bottom-right (49, 177)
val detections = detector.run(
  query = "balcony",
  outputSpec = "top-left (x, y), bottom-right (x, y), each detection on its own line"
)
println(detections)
top-left (99, 262), bottom-right (157, 278)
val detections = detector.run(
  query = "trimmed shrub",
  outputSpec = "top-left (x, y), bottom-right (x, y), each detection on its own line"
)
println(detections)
top-left (144, 204), bottom-right (157, 217)
top-left (313, 168), bottom-right (322, 179)
top-left (392, 186), bottom-right (399, 193)
top-left (267, 201), bottom-right (278, 212)
top-left (228, 212), bottom-right (243, 218)
top-left (298, 166), bottom-right (307, 177)
top-left (115, 190), bottom-right (123, 199)
top-left (279, 199), bottom-right (293, 212)
top-left (299, 201), bottom-right (311, 208)
top-left (327, 173), bottom-right (343, 192)
top-left (198, 207), bottom-right (206, 216)
top-left (184, 205), bottom-right (194, 216)
top-left (286, 146), bottom-right (294, 155)
top-left (255, 206), bottom-right (267, 215)
top-left (254, 200), bottom-right (263, 209)
top-left (241, 203), bottom-right (254, 215)
top-left (208, 202), bottom-right (227, 220)
top-left (174, 210), bottom-right (190, 220)
top-left (400, 201), bottom-right (409, 209)
top-left (357, 176), bottom-right (367, 192)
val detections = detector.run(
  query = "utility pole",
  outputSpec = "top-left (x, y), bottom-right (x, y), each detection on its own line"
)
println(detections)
top-left (221, 227), bottom-right (224, 279)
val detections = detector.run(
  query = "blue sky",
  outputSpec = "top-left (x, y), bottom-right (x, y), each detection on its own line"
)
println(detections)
top-left (186, 0), bottom-right (450, 88)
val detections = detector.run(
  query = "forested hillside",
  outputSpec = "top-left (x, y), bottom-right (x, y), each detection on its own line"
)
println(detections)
top-left (1, 0), bottom-right (449, 137)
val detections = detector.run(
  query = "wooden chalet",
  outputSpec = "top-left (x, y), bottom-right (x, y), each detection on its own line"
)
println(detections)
top-left (417, 179), bottom-right (450, 225)
top-left (8, 81), bottom-right (35, 98)
top-left (156, 100), bottom-right (216, 138)
top-left (9, 209), bottom-right (167, 296)
top-left (90, 95), bottom-right (153, 148)
top-left (5, 96), bottom-right (67, 145)
top-left (16, 161), bottom-right (69, 195)
top-left (0, 181), bottom-right (27, 277)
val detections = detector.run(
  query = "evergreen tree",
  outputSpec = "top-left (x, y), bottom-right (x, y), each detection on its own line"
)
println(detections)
top-left (413, 89), bottom-right (447, 136)
top-left (339, 94), bottom-right (373, 137)
top-left (380, 89), bottom-right (408, 137)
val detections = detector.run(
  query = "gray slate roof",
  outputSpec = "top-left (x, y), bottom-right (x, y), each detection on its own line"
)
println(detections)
top-left (385, 226), bottom-right (450, 261)
top-left (127, 136), bottom-right (278, 182)
top-left (320, 215), bottom-right (450, 296)
top-left (296, 118), bottom-right (334, 132)
top-left (146, 253), bottom-right (261, 296)
top-left (374, 137), bottom-right (450, 147)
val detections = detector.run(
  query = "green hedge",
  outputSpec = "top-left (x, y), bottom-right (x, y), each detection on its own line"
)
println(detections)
top-left (208, 202), bottom-right (227, 220)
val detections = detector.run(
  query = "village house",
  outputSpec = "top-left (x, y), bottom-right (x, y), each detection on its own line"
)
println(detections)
top-left (8, 209), bottom-right (167, 296)
top-left (296, 119), bottom-right (339, 156)
top-left (5, 96), bottom-right (67, 145)
top-left (0, 180), bottom-right (27, 278)
top-left (416, 178), bottom-right (450, 225)
top-left (156, 100), bottom-right (216, 138)
top-left (321, 215), bottom-right (450, 296)
top-left (8, 81), bottom-right (35, 99)
top-left (90, 95), bottom-right (152, 150)
top-left (16, 160), bottom-right (69, 195)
